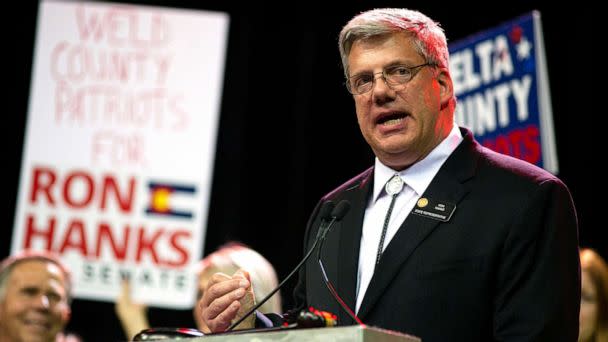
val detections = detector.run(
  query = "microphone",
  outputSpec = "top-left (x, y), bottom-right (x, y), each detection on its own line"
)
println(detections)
top-left (318, 200), bottom-right (350, 241)
top-left (226, 200), bottom-right (336, 331)
top-left (317, 200), bottom-right (364, 325)
top-left (314, 200), bottom-right (337, 241)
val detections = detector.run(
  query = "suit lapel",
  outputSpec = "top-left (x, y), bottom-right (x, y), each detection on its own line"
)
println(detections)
top-left (336, 168), bottom-right (373, 325)
top-left (356, 129), bottom-right (479, 320)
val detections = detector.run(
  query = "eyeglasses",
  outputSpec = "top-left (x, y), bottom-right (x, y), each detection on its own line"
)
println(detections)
top-left (345, 63), bottom-right (433, 95)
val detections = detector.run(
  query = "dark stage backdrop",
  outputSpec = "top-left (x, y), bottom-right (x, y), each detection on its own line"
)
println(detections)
top-left (3, 1), bottom-right (601, 341)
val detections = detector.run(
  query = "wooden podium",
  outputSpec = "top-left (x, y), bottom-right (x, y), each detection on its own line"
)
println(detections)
top-left (154, 325), bottom-right (420, 341)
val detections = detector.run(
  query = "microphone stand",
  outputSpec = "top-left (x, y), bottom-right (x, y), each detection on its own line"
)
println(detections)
top-left (317, 220), bottom-right (364, 325)
top-left (225, 202), bottom-right (336, 331)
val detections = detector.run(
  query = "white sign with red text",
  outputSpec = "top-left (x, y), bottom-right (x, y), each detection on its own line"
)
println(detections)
top-left (11, 0), bottom-right (229, 308)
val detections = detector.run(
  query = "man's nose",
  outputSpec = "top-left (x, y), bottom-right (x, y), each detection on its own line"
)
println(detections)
top-left (371, 74), bottom-right (395, 102)
top-left (34, 294), bottom-right (50, 309)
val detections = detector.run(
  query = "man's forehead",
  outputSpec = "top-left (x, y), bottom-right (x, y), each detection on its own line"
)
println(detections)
top-left (10, 259), bottom-right (67, 284)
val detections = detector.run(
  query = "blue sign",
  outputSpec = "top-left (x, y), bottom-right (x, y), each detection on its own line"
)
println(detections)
top-left (449, 11), bottom-right (557, 173)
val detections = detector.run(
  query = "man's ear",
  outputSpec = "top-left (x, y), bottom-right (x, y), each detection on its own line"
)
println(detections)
top-left (437, 68), bottom-right (454, 110)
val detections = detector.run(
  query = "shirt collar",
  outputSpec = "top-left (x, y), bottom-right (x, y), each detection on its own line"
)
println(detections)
top-left (372, 124), bottom-right (463, 202)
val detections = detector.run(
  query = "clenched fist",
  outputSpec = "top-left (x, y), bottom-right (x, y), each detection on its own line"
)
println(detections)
top-left (199, 269), bottom-right (256, 333)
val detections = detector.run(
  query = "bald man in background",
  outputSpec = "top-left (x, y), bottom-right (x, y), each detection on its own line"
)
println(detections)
top-left (0, 251), bottom-right (72, 342)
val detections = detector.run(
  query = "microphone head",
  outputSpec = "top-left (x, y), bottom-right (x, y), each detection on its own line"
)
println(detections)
top-left (319, 201), bottom-right (335, 221)
top-left (331, 200), bottom-right (351, 220)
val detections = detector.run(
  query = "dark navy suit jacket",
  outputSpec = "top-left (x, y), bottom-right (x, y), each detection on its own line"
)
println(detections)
top-left (269, 128), bottom-right (580, 341)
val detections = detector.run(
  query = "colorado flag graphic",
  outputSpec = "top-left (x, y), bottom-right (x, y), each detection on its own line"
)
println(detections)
top-left (145, 182), bottom-right (197, 219)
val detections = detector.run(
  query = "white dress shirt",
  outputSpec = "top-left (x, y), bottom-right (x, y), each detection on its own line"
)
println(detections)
top-left (355, 125), bottom-right (463, 313)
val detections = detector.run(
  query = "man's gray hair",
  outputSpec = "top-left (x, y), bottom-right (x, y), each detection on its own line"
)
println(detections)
top-left (338, 8), bottom-right (450, 78)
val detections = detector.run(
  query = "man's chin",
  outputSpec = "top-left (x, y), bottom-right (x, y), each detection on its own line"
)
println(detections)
top-left (18, 328), bottom-right (53, 342)
top-left (375, 141), bottom-right (411, 156)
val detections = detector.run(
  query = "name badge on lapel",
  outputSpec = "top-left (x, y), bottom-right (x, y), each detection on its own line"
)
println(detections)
top-left (411, 197), bottom-right (456, 222)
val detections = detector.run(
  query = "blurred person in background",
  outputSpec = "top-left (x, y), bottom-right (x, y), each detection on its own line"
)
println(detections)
top-left (0, 250), bottom-right (72, 342)
top-left (115, 242), bottom-right (281, 340)
top-left (579, 248), bottom-right (608, 342)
